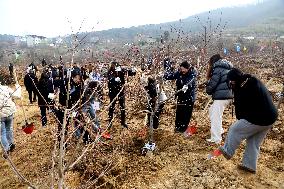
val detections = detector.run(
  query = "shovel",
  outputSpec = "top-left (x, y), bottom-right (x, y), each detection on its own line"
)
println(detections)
top-left (14, 68), bottom-right (35, 134)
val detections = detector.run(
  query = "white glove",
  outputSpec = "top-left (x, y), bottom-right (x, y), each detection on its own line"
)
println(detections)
top-left (72, 111), bottom-right (78, 118)
top-left (182, 85), bottom-right (188, 93)
top-left (91, 101), bottom-right (100, 111)
top-left (115, 66), bottom-right (122, 72)
top-left (115, 77), bottom-right (121, 82)
top-left (159, 91), bottom-right (168, 102)
top-left (48, 93), bottom-right (55, 100)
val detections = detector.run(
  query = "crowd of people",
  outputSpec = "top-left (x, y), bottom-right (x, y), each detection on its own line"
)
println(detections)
top-left (0, 54), bottom-right (280, 174)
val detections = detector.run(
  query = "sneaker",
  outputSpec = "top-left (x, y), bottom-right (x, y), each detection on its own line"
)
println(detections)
top-left (9, 144), bottom-right (15, 152)
top-left (206, 138), bottom-right (221, 145)
top-left (237, 165), bottom-right (256, 174)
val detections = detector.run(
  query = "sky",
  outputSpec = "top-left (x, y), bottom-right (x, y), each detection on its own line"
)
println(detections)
top-left (0, 0), bottom-right (259, 38)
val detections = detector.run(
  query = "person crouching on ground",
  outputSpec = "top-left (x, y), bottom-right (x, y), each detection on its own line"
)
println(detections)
top-left (218, 68), bottom-right (278, 173)
top-left (144, 77), bottom-right (166, 130)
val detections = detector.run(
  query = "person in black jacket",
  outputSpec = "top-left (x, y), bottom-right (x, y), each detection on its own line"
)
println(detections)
top-left (218, 68), bottom-right (278, 173)
top-left (206, 54), bottom-right (233, 144)
top-left (52, 70), bottom-right (83, 143)
top-left (37, 72), bottom-right (53, 127)
top-left (24, 70), bottom-right (38, 103)
top-left (107, 61), bottom-right (136, 128)
top-left (164, 61), bottom-right (197, 133)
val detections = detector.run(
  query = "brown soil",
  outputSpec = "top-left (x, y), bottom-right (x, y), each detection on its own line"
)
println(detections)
top-left (0, 54), bottom-right (283, 189)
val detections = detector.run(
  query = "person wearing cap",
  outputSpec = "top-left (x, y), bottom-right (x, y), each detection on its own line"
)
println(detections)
top-left (218, 68), bottom-right (278, 173)
top-left (206, 54), bottom-right (233, 144)
top-left (164, 60), bottom-right (197, 134)
top-left (107, 61), bottom-right (136, 128)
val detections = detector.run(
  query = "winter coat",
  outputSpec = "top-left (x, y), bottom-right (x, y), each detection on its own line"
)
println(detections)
top-left (164, 68), bottom-right (197, 103)
top-left (54, 79), bottom-right (82, 108)
top-left (24, 73), bottom-right (38, 91)
top-left (206, 59), bottom-right (233, 100)
top-left (233, 75), bottom-right (278, 126)
top-left (107, 68), bottom-right (136, 96)
top-left (37, 78), bottom-right (53, 106)
top-left (0, 84), bottom-right (22, 118)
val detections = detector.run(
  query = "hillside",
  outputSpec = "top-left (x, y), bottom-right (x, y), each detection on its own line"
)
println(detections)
top-left (75, 0), bottom-right (284, 43)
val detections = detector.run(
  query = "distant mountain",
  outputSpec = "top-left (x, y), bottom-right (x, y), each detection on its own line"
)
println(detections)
top-left (76, 0), bottom-right (284, 44)
top-left (2, 0), bottom-right (283, 45)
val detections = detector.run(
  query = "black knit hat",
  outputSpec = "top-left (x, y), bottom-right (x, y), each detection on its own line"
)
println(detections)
top-left (180, 61), bottom-right (191, 69)
top-left (227, 68), bottom-right (243, 81)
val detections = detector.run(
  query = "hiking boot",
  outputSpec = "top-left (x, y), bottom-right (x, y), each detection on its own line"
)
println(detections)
top-left (237, 164), bottom-right (256, 174)
top-left (9, 144), bottom-right (15, 152)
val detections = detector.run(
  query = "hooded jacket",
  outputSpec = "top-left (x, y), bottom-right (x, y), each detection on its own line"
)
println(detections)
top-left (206, 59), bottom-right (233, 100)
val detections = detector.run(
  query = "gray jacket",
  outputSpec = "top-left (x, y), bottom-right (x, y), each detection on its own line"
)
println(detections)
top-left (206, 59), bottom-right (233, 100)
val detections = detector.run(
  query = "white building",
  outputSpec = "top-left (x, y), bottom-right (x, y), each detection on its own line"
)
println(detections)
top-left (26, 35), bottom-right (47, 47)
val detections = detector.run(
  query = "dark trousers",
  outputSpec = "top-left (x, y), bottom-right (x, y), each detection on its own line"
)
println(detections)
top-left (40, 106), bottom-right (47, 127)
top-left (175, 101), bottom-right (194, 132)
top-left (28, 90), bottom-right (37, 103)
top-left (108, 93), bottom-right (126, 125)
top-left (147, 99), bottom-right (164, 129)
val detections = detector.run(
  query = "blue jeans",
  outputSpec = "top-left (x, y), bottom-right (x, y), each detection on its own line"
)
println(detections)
top-left (1, 115), bottom-right (14, 151)
top-left (74, 103), bottom-right (101, 138)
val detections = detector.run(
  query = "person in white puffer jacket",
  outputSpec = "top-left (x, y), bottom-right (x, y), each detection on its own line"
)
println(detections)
top-left (0, 79), bottom-right (22, 154)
